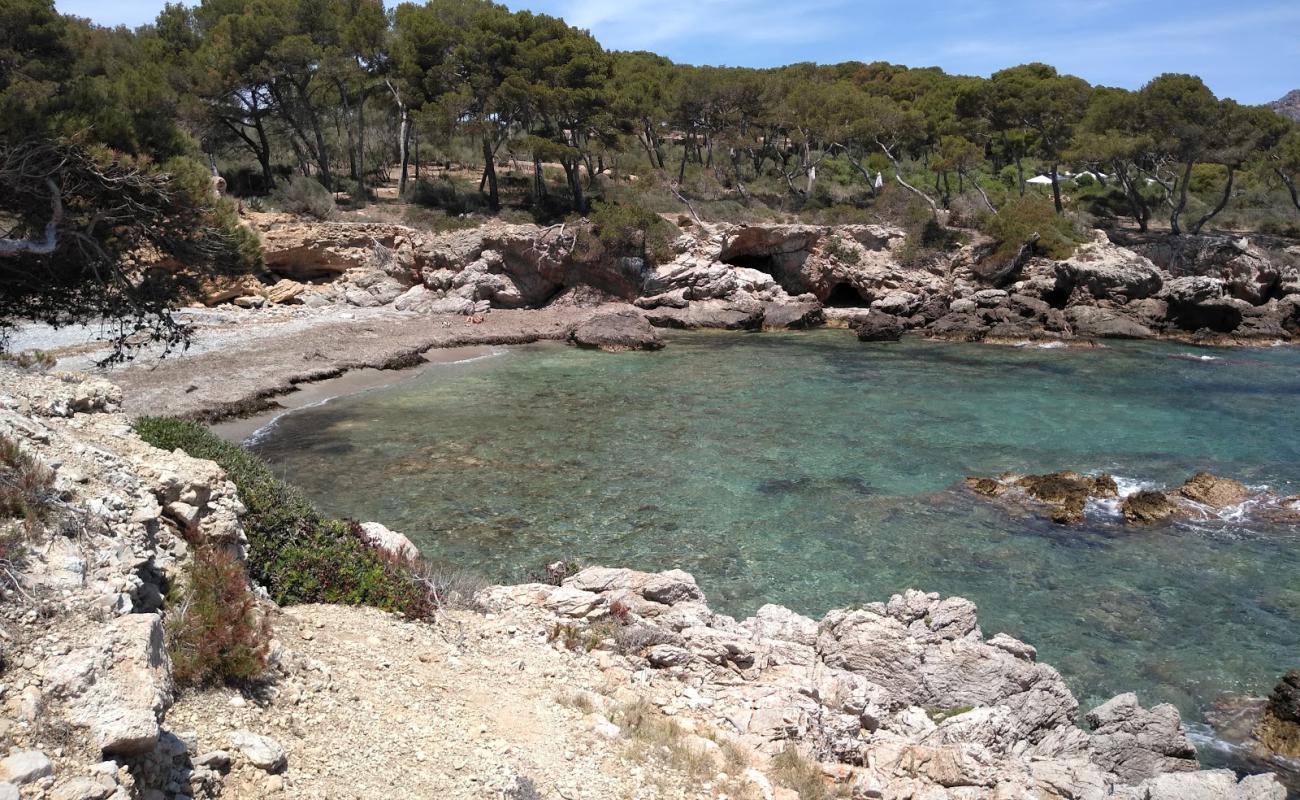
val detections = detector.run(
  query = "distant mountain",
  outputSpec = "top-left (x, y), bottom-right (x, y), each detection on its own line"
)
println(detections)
top-left (1271, 90), bottom-right (1300, 122)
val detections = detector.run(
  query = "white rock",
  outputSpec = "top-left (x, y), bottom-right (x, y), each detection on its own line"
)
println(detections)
top-left (0, 750), bottom-right (53, 785)
top-left (229, 730), bottom-right (287, 773)
top-left (357, 522), bottom-right (419, 561)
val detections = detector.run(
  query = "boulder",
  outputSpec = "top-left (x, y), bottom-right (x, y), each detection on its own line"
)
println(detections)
top-left (1121, 490), bottom-right (1177, 525)
top-left (967, 472), bottom-right (1117, 525)
top-left (228, 731), bottom-right (287, 773)
top-left (1178, 472), bottom-right (1250, 508)
top-left (927, 313), bottom-right (988, 342)
top-left (644, 300), bottom-right (763, 330)
top-left (265, 279), bottom-right (306, 304)
top-left (569, 311), bottom-right (665, 352)
top-left (760, 300), bottom-right (824, 330)
top-left (1055, 234), bottom-right (1164, 302)
top-left (1085, 693), bottom-right (1199, 784)
top-left (856, 313), bottom-right (906, 342)
top-left (1065, 307), bottom-right (1153, 339)
top-left (0, 750), bottom-right (53, 785)
top-left (1269, 670), bottom-right (1300, 724)
top-left (357, 521), bottom-right (420, 561)
top-left (64, 613), bottom-right (173, 756)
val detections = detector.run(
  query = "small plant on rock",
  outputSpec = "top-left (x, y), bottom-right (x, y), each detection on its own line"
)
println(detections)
top-left (167, 545), bottom-right (271, 686)
top-left (0, 434), bottom-right (56, 535)
top-left (771, 745), bottom-right (832, 800)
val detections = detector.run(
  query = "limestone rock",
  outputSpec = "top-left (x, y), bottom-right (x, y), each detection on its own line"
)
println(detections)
top-left (357, 521), bottom-right (420, 561)
top-left (1178, 472), bottom-right (1250, 508)
top-left (1055, 234), bottom-right (1164, 302)
top-left (760, 300), bottom-right (824, 330)
top-left (1130, 769), bottom-right (1285, 800)
top-left (0, 750), bottom-right (53, 785)
top-left (1085, 693), bottom-right (1198, 783)
top-left (1066, 306), bottom-right (1153, 339)
top-left (569, 310), bottom-right (665, 352)
top-left (644, 300), bottom-right (763, 330)
top-left (63, 613), bottom-right (173, 756)
top-left (856, 313), bottom-right (906, 342)
top-left (228, 730), bottom-right (287, 773)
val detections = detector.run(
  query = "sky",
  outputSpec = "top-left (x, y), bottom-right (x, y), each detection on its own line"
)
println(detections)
top-left (55, 0), bottom-right (1300, 105)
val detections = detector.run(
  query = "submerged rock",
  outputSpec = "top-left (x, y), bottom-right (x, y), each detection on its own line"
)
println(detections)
top-left (569, 310), bottom-right (665, 352)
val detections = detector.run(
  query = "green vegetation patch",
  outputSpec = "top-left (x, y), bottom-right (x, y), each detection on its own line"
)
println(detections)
top-left (134, 417), bottom-right (434, 618)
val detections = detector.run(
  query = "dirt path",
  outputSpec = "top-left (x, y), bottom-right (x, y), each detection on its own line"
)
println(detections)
top-left (165, 604), bottom-right (750, 800)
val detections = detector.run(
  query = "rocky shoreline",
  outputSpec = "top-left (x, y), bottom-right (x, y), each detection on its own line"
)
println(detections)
top-left (2, 366), bottom-right (1297, 798)
top-left (10, 213), bottom-right (1297, 429)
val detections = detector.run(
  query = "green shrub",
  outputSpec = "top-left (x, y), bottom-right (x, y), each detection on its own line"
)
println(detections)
top-left (897, 198), bottom-right (962, 267)
top-left (167, 544), bottom-right (270, 686)
top-left (133, 417), bottom-right (435, 618)
top-left (271, 176), bottom-right (336, 220)
top-left (982, 195), bottom-right (1086, 264)
top-left (580, 202), bottom-right (677, 266)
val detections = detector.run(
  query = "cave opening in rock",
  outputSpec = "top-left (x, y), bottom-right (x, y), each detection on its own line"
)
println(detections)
top-left (824, 283), bottom-right (868, 308)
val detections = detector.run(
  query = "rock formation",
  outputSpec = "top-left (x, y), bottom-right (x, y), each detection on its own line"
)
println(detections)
top-left (217, 212), bottom-right (1300, 348)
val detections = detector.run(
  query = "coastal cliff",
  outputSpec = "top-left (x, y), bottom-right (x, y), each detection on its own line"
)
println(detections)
top-left (1, 367), bottom-right (1293, 799)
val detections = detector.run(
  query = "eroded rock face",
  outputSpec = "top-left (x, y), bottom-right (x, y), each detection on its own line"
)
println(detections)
top-left (569, 310), bottom-right (665, 352)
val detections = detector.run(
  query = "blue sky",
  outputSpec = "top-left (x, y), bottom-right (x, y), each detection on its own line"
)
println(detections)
top-left (56, 0), bottom-right (1300, 104)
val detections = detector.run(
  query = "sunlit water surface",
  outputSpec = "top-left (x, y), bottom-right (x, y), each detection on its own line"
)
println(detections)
top-left (253, 332), bottom-right (1300, 730)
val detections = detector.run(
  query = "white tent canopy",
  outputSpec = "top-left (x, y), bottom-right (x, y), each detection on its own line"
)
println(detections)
top-left (1025, 174), bottom-right (1055, 185)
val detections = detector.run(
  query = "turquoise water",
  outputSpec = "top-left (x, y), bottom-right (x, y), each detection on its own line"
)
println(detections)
top-left (252, 332), bottom-right (1300, 724)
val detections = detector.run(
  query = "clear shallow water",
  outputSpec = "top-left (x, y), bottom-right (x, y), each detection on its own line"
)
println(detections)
top-left (252, 332), bottom-right (1300, 724)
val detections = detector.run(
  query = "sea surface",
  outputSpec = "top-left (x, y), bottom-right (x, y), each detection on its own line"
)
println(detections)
top-left (251, 331), bottom-right (1300, 728)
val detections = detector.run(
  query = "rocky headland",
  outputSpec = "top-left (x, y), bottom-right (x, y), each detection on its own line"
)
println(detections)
top-left (1, 366), bottom-right (1296, 799)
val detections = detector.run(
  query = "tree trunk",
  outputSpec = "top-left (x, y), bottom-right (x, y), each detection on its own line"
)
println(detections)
top-left (533, 154), bottom-right (547, 201)
top-left (254, 116), bottom-right (274, 191)
top-left (1016, 156), bottom-right (1025, 196)
top-left (1170, 160), bottom-right (1194, 235)
top-left (482, 136), bottom-right (500, 212)
top-left (356, 91), bottom-right (368, 203)
top-left (1115, 162), bottom-right (1149, 232)
top-left (1278, 167), bottom-right (1300, 212)
top-left (563, 157), bottom-right (585, 213)
top-left (1190, 165), bottom-right (1235, 234)
top-left (1050, 164), bottom-right (1063, 214)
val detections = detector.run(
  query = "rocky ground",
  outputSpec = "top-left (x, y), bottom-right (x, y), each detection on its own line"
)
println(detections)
top-left (2, 367), bottom-right (1297, 799)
